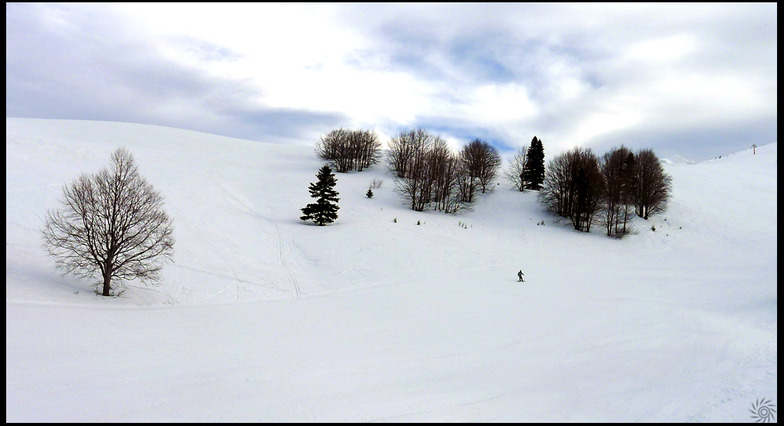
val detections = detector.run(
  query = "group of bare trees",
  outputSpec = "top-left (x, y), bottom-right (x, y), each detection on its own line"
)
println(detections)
top-left (539, 147), bottom-right (605, 232)
top-left (539, 146), bottom-right (671, 236)
top-left (388, 128), bottom-right (461, 212)
top-left (388, 129), bottom-right (502, 213)
top-left (315, 128), bottom-right (382, 173)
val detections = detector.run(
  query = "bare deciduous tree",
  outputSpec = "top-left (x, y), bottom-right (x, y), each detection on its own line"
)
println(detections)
top-left (459, 139), bottom-right (502, 199)
top-left (316, 128), bottom-right (351, 173)
top-left (539, 152), bottom-right (573, 219)
top-left (427, 138), bottom-right (463, 213)
top-left (505, 145), bottom-right (528, 191)
top-left (392, 129), bottom-right (467, 213)
top-left (619, 151), bottom-right (638, 234)
top-left (352, 129), bottom-right (383, 172)
top-left (600, 146), bottom-right (636, 237)
top-left (42, 148), bottom-right (175, 296)
top-left (315, 128), bottom-right (381, 173)
top-left (539, 147), bottom-right (603, 232)
top-left (634, 149), bottom-right (672, 219)
top-left (394, 130), bottom-right (436, 211)
top-left (570, 149), bottom-right (604, 232)
top-left (387, 128), bottom-right (431, 178)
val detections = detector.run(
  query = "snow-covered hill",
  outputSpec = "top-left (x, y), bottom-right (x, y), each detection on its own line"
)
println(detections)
top-left (6, 118), bottom-right (777, 422)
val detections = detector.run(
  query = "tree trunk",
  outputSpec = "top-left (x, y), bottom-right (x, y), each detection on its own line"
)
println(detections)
top-left (102, 263), bottom-right (112, 296)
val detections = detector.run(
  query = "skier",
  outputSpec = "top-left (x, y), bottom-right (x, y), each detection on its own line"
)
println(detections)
top-left (517, 270), bottom-right (525, 282)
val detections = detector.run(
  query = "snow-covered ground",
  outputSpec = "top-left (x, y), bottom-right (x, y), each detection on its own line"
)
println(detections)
top-left (6, 118), bottom-right (777, 422)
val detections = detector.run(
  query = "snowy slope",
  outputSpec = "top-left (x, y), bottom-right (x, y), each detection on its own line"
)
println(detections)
top-left (6, 118), bottom-right (777, 422)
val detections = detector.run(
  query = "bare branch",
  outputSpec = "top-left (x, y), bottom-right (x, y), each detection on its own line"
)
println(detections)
top-left (42, 147), bottom-right (175, 296)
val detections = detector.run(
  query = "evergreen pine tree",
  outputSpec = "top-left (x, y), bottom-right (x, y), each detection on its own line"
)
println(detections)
top-left (300, 165), bottom-right (340, 226)
top-left (366, 188), bottom-right (374, 198)
top-left (523, 136), bottom-right (545, 190)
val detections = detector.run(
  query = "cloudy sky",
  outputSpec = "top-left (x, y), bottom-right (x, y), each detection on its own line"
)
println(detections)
top-left (6, 3), bottom-right (777, 161)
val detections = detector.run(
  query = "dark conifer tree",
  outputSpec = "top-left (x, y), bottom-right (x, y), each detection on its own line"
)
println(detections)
top-left (523, 136), bottom-right (545, 190)
top-left (300, 165), bottom-right (340, 226)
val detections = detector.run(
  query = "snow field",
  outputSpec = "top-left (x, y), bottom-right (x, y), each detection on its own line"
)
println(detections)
top-left (6, 118), bottom-right (776, 421)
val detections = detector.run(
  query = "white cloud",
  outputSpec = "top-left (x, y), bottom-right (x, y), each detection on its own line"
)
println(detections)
top-left (462, 83), bottom-right (538, 124)
top-left (624, 34), bottom-right (699, 63)
top-left (6, 3), bottom-right (777, 160)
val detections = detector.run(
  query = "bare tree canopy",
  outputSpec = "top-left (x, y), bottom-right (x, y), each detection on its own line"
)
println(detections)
top-left (600, 146), bottom-right (636, 237)
top-left (460, 139), bottom-right (502, 197)
top-left (541, 145), bottom-right (672, 236)
top-left (42, 147), bottom-right (175, 296)
top-left (539, 146), bottom-right (604, 232)
top-left (390, 128), bottom-right (466, 213)
top-left (635, 149), bottom-right (672, 219)
top-left (387, 128), bottom-right (432, 179)
top-left (505, 145), bottom-right (528, 192)
top-left (315, 128), bottom-right (381, 173)
top-left (392, 129), bottom-right (441, 211)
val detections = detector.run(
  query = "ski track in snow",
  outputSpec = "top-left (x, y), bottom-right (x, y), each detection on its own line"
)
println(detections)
top-left (172, 263), bottom-right (281, 293)
top-left (274, 221), bottom-right (301, 301)
top-left (215, 180), bottom-right (301, 302)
